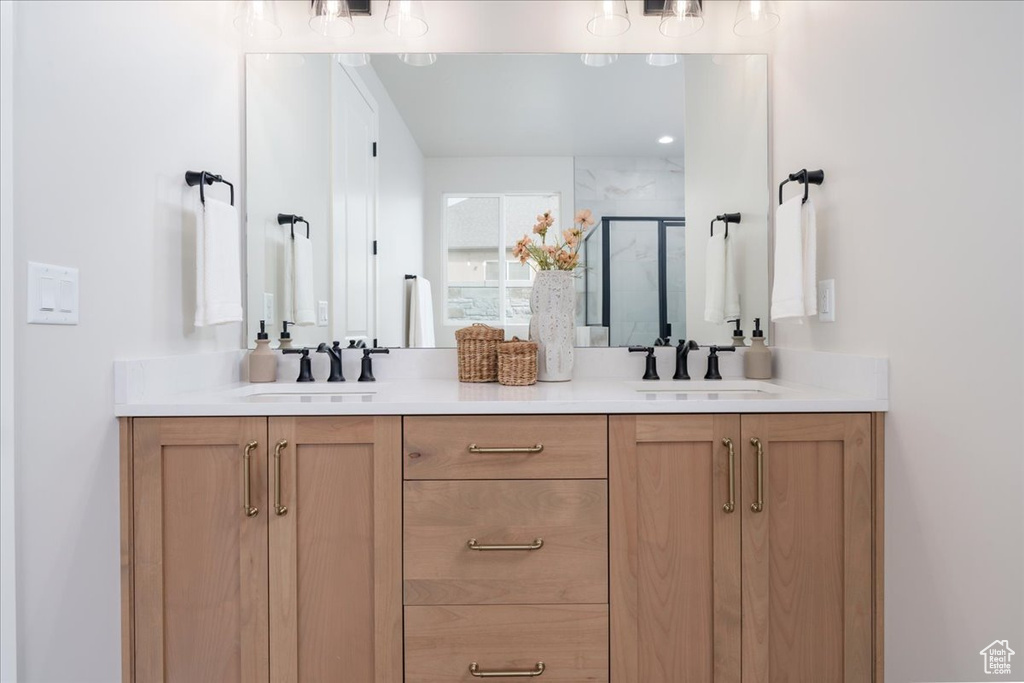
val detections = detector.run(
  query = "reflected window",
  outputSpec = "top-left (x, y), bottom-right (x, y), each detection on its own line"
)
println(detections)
top-left (444, 193), bottom-right (560, 326)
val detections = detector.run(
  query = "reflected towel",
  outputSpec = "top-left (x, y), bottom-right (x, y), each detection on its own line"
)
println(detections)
top-left (407, 277), bottom-right (435, 347)
top-left (194, 196), bottom-right (243, 327)
top-left (704, 233), bottom-right (727, 323)
top-left (771, 197), bottom-right (817, 321)
top-left (291, 233), bottom-right (316, 326)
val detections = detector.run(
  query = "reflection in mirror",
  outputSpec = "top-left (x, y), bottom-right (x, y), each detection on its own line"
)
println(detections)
top-left (246, 53), bottom-right (768, 349)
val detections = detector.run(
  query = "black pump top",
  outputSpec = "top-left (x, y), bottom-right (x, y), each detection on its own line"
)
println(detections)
top-left (280, 320), bottom-right (293, 340)
top-left (752, 318), bottom-right (764, 338)
top-left (257, 320), bottom-right (269, 341)
top-left (729, 319), bottom-right (744, 337)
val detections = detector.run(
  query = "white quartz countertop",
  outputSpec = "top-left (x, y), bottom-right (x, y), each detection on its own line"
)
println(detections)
top-left (114, 377), bottom-right (888, 417)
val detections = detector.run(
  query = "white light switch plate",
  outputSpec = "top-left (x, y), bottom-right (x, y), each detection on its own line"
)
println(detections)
top-left (317, 301), bottom-right (329, 327)
top-left (817, 279), bottom-right (835, 323)
top-left (28, 262), bottom-right (79, 325)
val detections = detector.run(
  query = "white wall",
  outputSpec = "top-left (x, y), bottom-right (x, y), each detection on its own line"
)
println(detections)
top-left (12, 1), bottom-right (243, 680)
top-left (684, 54), bottom-right (769, 346)
top-left (359, 63), bottom-right (425, 348)
top-left (9, 1), bottom-right (1024, 682)
top-left (246, 54), bottom-right (332, 348)
top-left (770, 3), bottom-right (1024, 681)
top-left (423, 156), bottom-right (575, 346)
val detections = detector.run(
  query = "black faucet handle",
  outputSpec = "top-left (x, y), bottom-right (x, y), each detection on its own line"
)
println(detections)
top-left (282, 347), bottom-right (309, 357)
top-left (629, 346), bottom-right (659, 381)
top-left (282, 347), bottom-right (314, 382)
top-left (629, 345), bottom-right (654, 354)
top-left (709, 345), bottom-right (737, 354)
top-left (358, 347), bottom-right (389, 382)
top-left (364, 347), bottom-right (390, 356)
top-left (704, 345), bottom-right (735, 381)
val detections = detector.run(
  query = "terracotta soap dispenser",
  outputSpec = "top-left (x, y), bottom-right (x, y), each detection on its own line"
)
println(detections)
top-left (249, 320), bottom-right (278, 383)
top-left (744, 318), bottom-right (772, 379)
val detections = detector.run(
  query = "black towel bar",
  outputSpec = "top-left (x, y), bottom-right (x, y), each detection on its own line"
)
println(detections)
top-left (185, 170), bottom-right (234, 206)
top-left (277, 213), bottom-right (310, 240)
top-left (710, 212), bottom-right (741, 238)
top-left (779, 169), bottom-right (824, 205)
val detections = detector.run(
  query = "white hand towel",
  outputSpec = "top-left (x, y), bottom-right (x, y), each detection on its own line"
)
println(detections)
top-left (194, 197), bottom-right (243, 327)
top-left (704, 232), bottom-right (727, 324)
top-left (407, 277), bottom-right (436, 347)
top-left (771, 197), bottom-right (818, 321)
top-left (291, 233), bottom-right (316, 326)
top-left (724, 236), bottom-right (741, 320)
top-left (281, 235), bottom-right (294, 323)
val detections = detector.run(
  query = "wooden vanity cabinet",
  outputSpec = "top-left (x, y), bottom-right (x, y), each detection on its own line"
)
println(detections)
top-left (610, 413), bottom-right (883, 683)
top-left (122, 416), bottom-right (402, 683)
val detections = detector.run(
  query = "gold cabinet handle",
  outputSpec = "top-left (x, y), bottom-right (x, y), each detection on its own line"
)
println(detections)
top-left (467, 538), bottom-right (544, 552)
top-left (469, 662), bottom-right (545, 678)
top-left (467, 443), bottom-right (544, 454)
top-left (750, 437), bottom-right (764, 513)
top-left (722, 437), bottom-right (736, 513)
top-left (273, 440), bottom-right (288, 516)
top-left (242, 441), bottom-right (259, 517)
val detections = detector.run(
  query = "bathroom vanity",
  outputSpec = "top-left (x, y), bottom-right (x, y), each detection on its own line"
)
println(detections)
top-left (116, 365), bottom-right (886, 683)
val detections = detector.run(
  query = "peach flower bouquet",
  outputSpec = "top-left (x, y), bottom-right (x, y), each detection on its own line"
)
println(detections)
top-left (511, 209), bottom-right (597, 272)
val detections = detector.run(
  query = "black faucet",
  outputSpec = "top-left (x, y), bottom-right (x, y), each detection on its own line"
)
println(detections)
top-left (704, 345), bottom-right (737, 380)
top-left (629, 346), bottom-right (659, 381)
top-left (282, 347), bottom-right (314, 382)
top-left (358, 347), bottom-right (389, 382)
top-left (316, 341), bottom-right (345, 382)
top-left (673, 339), bottom-right (700, 380)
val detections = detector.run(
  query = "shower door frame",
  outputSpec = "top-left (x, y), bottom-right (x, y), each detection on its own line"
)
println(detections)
top-left (585, 215), bottom-right (686, 344)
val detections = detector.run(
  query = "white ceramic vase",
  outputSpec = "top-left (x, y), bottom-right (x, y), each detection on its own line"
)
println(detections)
top-left (529, 270), bottom-right (575, 382)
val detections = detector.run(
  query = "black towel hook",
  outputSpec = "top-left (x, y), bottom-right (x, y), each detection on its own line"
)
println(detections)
top-left (710, 212), bottom-right (742, 239)
top-left (277, 213), bottom-right (310, 240)
top-left (779, 168), bottom-right (824, 205)
top-left (185, 170), bottom-right (234, 206)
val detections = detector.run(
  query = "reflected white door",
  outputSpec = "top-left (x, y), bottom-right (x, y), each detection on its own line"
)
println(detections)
top-left (331, 64), bottom-right (377, 344)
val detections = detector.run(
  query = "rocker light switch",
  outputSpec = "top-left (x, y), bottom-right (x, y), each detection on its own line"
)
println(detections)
top-left (28, 262), bottom-right (79, 325)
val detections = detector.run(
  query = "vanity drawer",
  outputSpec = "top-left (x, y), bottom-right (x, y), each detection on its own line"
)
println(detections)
top-left (403, 415), bottom-right (607, 480)
top-left (404, 479), bottom-right (608, 605)
top-left (405, 604), bottom-right (609, 682)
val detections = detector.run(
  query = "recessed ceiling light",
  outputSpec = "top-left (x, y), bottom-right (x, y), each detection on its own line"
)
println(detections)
top-left (658, 135), bottom-right (674, 144)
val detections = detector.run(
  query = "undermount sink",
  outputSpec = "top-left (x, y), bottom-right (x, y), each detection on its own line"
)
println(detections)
top-left (625, 380), bottom-right (782, 395)
top-left (244, 384), bottom-right (378, 400)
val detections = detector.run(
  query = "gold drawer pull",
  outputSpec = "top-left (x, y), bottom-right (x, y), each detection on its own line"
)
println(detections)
top-left (242, 441), bottom-right (259, 518)
top-left (273, 440), bottom-right (288, 516)
top-left (750, 437), bottom-right (764, 513)
top-left (722, 437), bottom-right (736, 513)
top-left (469, 661), bottom-right (546, 678)
top-left (468, 443), bottom-right (544, 454)
top-left (467, 538), bottom-right (544, 552)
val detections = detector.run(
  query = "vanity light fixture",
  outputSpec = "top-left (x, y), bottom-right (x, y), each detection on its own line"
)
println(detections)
top-left (399, 53), bottom-right (437, 67)
top-left (659, 0), bottom-right (704, 38)
top-left (658, 135), bottom-right (675, 144)
top-left (233, 0), bottom-right (282, 40)
top-left (733, 0), bottom-right (781, 36)
top-left (581, 53), bottom-right (619, 67)
top-left (646, 54), bottom-right (680, 67)
top-left (587, 0), bottom-right (631, 37)
top-left (385, 0), bottom-right (429, 38)
top-left (309, 0), bottom-right (354, 38)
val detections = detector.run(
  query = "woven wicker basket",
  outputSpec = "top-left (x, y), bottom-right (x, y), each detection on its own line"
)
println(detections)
top-left (455, 323), bottom-right (504, 383)
top-left (497, 337), bottom-right (538, 386)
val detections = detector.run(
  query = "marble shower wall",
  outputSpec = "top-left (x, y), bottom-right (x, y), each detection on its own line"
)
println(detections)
top-left (574, 157), bottom-right (687, 346)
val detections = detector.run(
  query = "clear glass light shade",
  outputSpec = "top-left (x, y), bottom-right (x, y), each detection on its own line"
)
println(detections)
top-left (587, 0), bottom-right (630, 37)
top-left (646, 53), bottom-right (680, 67)
top-left (660, 0), bottom-right (704, 38)
top-left (399, 53), bottom-right (437, 67)
top-left (581, 53), bottom-right (619, 67)
top-left (337, 53), bottom-right (371, 67)
top-left (234, 0), bottom-right (282, 40)
top-left (309, 0), bottom-right (354, 38)
top-left (733, 0), bottom-right (780, 36)
top-left (385, 0), bottom-right (429, 38)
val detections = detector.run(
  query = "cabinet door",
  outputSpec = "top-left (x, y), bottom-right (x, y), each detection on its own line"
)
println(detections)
top-left (741, 414), bottom-right (872, 683)
top-left (610, 415), bottom-right (742, 683)
top-left (268, 417), bottom-right (402, 683)
top-left (133, 417), bottom-right (269, 683)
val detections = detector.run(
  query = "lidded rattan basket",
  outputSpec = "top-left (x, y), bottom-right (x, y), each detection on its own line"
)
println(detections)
top-left (454, 323), bottom-right (504, 382)
top-left (497, 337), bottom-right (538, 386)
